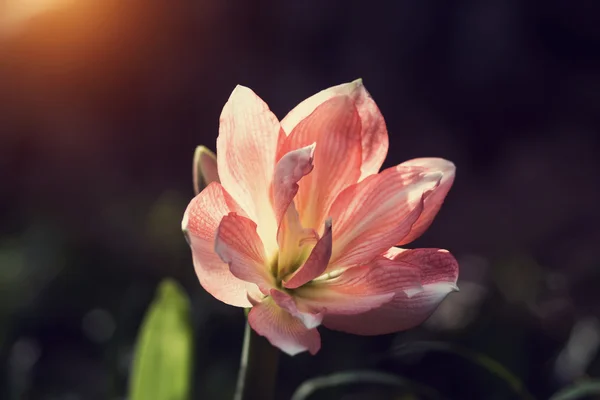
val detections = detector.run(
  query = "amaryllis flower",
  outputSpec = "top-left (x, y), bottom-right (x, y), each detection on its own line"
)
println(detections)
top-left (182, 79), bottom-right (458, 356)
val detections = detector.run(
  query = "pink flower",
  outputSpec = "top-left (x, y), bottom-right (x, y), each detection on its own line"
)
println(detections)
top-left (182, 79), bottom-right (458, 356)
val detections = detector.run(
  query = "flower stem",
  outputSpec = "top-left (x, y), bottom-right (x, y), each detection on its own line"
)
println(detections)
top-left (234, 319), bottom-right (280, 400)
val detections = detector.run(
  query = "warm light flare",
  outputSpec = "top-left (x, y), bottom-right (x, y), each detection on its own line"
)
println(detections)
top-left (0, 0), bottom-right (76, 36)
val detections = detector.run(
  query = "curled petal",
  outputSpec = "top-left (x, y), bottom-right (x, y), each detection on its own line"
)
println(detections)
top-left (294, 257), bottom-right (421, 315)
top-left (270, 289), bottom-right (323, 329)
top-left (193, 146), bottom-right (220, 195)
top-left (328, 165), bottom-right (442, 270)
top-left (283, 218), bottom-right (333, 289)
top-left (278, 96), bottom-right (362, 231)
top-left (272, 144), bottom-right (316, 227)
top-left (323, 248), bottom-right (459, 335)
top-left (182, 183), bottom-right (254, 307)
top-left (248, 297), bottom-right (321, 356)
top-left (215, 213), bottom-right (273, 294)
top-left (217, 85), bottom-right (281, 254)
top-left (397, 158), bottom-right (456, 244)
top-left (386, 247), bottom-right (459, 287)
top-left (281, 79), bottom-right (388, 180)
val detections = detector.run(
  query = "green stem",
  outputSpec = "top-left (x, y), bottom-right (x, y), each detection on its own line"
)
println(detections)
top-left (234, 320), bottom-right (280, 400)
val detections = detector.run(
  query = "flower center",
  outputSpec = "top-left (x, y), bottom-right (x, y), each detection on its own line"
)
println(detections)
top-left (269, 243), bottom-right (312, 288)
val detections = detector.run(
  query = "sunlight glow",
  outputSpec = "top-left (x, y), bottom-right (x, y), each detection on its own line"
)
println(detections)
top-left (0, 0), bottom-right (76, 36)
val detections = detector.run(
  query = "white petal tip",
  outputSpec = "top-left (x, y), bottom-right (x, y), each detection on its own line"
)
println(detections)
top-left (228, 85), bottom-right (255, 102)
top-left (232, 84), bottom-right (250, 92)
top-left (194, 145), bottom-right (212, 156)
top-left (194, 146), bottom-right (217, 164)
top-left (296, 142), bottom-right (317, 159)
top-left (301, 317), bottom-right (322, 330)
top-left (422, 281), bottom-right (460, 296)
top-left (426, 171), bottom-right (444, 181)
top-left (181, 211), bottom-right (189, 232)
top-left (404, 286), bottom-right (425, 298)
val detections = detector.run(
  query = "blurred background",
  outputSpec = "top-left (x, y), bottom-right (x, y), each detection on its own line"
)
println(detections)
top-left (1, 1), bottom-right (600, 399)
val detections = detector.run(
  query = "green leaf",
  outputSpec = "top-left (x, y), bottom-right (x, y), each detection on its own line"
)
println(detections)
top-left (291, 370), bottom-right (447, 400)
top-left (128, 279), bottom-right (193, 400)
top-left (549, 380), bottom-right (600, 400)
top-left (392, 341), bottom-right (535, 400)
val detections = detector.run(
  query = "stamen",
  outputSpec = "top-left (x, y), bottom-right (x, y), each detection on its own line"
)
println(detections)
top-left (311, 267), bottom-right (345, 282)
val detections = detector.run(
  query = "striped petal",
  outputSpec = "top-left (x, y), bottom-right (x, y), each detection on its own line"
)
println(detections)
top-left (217, 85), bottom-right (281, 254)
top-left (278, 96), bottom-right (362, 232)
top-left (294, 256), bottom-right (421, 315)
top-left (327, 165), bottom-right (442, 270)
top-left (271, 144), bottom-right (318, 274)
top-left (182, 183), bottom-right (255, 307)
top-left (271, 144), bottom-right (316, 228)
top-left (214, 213), bottom-right (274, 294)
top-left (322, 248), bottom-right (459, 335)
top-left (248, 297), bottom-right (321, 356)
top-left (271, 289), bottom-right (323, 329)
top-left (281, 79), bottom-right (388, 180)
top-left (397, 158), bottom-right (456, 245)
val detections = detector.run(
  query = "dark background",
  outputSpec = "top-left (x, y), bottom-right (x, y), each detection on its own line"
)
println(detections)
top-left (1, 1), bottom-right (600, 399)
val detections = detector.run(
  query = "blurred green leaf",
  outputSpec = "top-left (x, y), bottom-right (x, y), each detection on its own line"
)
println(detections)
top-left (392, 341), bottom-right (535, 400)
top-left (549, 380), bottom-right (600, 400)
top-left (290, 370), bottom-right (446, 400)
top-left (128, 279), bottom-right (193, 400)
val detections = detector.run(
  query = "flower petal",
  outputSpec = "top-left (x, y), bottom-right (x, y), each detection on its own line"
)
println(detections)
top-left (294, 257), bottom-right (421, 315)
top-left (193, 145), bottom-right (220, 195)
top-left (387, 248), bottom-right (459, 287)
top-left (278, 96), bottom-right (362, 231)
top-left (271, 145), bottom-right (317, 274)
top-left (270, 289), bottom-right (323, 329)
top-left (214, 212), bottom-right (274, 294)
top-left (248, 297), bottom-right (321, 356)
top-left (281, 79), bottom-right (388, 180)
top-left (327, 165), bottom-right (443, 270)
top-left (182, 182), bottom-right (254, 307)
top-left (283, 218), bottom-right (333, 289)
top-left (217, 85), bottom-right (281, 254)
top-left (322, 248), bottom-right (459, 335)
top-left (397, 158), bottom-right (456, 244)
top-left (271, 144), bottom-right (316, 228)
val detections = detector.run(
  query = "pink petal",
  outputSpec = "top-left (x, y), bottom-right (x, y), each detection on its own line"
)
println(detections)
top-left (271, 145), bottom-right (317, 275)
top-left (217, 85), bottom-right (282, 254)
top-left (248, 296), bottom-right (321, 356)
top-left (294, 257), bottom-right (421, 315)
top-left (271, 144), bottom-right (316, 228)
top-left (327, 165), bottom-right (443, 270)
top-left (387, 247), bottom-right (459, 286)
top-left (280, 79), bottom-right (388, 180)
top-left (283, 218), bottom-right (333, 289)
top-left (322, 248), bottom-right (459, 335)
top-left (193, 145), bottom-right (220, 195)
top-left (182, 182), bottom-right (255, 307)
top-left (397, 158), bottom-right (456, 245)
top-left (214, 212), bottom-right (274, 294)
top-left (270, 289), bottom-right (323, 329)
top-left (278, 96), bottom-right (362, 231)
